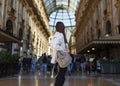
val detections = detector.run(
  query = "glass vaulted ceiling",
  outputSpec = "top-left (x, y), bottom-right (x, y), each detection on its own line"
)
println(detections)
top-left (43, 0), bottom-right (80, 29)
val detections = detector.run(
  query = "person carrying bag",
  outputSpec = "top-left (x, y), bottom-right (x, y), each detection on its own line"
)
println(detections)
top-left (50, 22), bottom-right (71, 86)
top-left (57, 50), bottom-right (72, 68)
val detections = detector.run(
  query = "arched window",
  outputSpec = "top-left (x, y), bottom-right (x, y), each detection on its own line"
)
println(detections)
top-left (87, 32), bottom-right (89, 42)
top-left (104, 0), bottom-right (107, 15)
top-left (118, 13), bottom-right (120, 34)
top-left (19, 28), bottom-right (23, 40)
top-left (104, 0), bottom-right (107, 9)
top-left (5, 20), bottom-right (13, 53)
top-left (11, 0), bottom-right (14, 7)
top-left (6, 20), bottom-right (13, 35)
top-left (106, 20), bottom-right (111, 34)
top-left (27, 28), bottom-right (31, 41)
top-left (91, 27), bottom-right (93, 40)
top-left (98, 29), bottom-right (101, 39)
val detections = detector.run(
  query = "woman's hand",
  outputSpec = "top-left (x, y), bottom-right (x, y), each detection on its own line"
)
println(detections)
top-left (66, 48), bottom-right (70, 53)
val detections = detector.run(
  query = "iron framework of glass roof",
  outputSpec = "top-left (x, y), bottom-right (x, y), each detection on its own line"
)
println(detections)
top-left (43, 0), bottom-right (80, 41)
top-left (43, 0), bottom-right (80, 16)
top-left (49, 9), bottom-right (75, 28)
top-left (43, 0), bottom-right (80, 27)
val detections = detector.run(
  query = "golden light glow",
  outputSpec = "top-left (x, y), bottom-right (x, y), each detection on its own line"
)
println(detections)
top-left (92, 48), bottom-right (95, 50)
top-left (87, 50), bottom-right (90, 52)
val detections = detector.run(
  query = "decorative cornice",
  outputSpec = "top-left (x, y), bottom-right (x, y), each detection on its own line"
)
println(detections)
top-left (25, 0), bottom-right (50, 38)
top-left (32, 16), bottom-right (37, 23)
top-left (20, 19), bottom-right (25, 28)
top-left (26, 8), bottom-right (33, 16)
top-left (41, 0), bottom-right (49, 21)
top-left (103, 14), bottom-right (110, 22)
top-left (76, 0), bottom-right (100, 36)
top-left (7, 6), bottom-right (16, 20)
top-left (75, 0), bottom-right (101, 53)
top-left (115, 0), bottom-right (120, 8)
top-left (76, 0), bottom-right (84, 21)
top-left (36, 22), bottom-right (40, 27)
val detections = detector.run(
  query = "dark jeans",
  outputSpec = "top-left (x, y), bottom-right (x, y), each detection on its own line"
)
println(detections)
top-left (54, 67), bottom-right (67, 86)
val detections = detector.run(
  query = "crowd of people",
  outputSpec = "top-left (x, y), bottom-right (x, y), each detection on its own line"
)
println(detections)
top-left (20, 52), bottom-right (102, 77)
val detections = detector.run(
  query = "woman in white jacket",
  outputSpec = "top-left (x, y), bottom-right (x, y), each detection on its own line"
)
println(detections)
top-left (50, 22), bottom-right (68, 86)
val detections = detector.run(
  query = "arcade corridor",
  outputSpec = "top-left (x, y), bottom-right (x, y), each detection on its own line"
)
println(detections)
top-left (0, 0), bottom-right (120, 86)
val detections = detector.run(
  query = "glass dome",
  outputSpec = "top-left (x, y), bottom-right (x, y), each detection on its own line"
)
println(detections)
top-left (49, 9), bottom-right (75, 30)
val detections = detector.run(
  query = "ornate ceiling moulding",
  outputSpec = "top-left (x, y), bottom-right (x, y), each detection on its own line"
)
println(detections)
top-left (103, 11), bottom-right (110, 22)
top-left (25, 0), bottom-right (50, 37)
top-left (115, 0), bottom-right (120, 8)
top-left (36, 22), bottom-right (40, 27)
top-left (20, 19), bottom-right (25, 28)
top-left (26, 6), bottom-right (33, 16)
top-left (23, 0), bottom-right (27, 7)
top-left (38, 11), bottom-right (41, 17)
top-left (39, 25), bottom-right (44, 31)
top-left (76, 0), bottom-right (84, 19)
top-left (76, 0), bottom-right (100, 36)
top-left (7, 6), bottom-right (16, 20)
top-left (40, 29), bottom-right (45, 36)
top-left (103, 16), bottom-right (109, 22)
top-left (32, 16), bottom-right (37, 23)
top-left (41, 0), bottom-right (49, 20)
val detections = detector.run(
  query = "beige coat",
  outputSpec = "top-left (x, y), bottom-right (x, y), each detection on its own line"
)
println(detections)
top-left (50, 32), bottom-right (68, 64)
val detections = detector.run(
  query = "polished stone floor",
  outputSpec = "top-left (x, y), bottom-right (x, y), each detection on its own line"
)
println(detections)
top-left (0, 72), bottom-right (120, 86)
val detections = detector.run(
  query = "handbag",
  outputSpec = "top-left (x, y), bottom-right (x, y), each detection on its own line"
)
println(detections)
top-left (56, 50), bottom-right (72, 68)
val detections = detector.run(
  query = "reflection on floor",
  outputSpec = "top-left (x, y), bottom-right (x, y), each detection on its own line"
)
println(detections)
top-left (0, 72), bottom-right (120, 86)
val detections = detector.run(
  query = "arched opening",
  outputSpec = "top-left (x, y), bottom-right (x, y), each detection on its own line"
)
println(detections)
top-left (5, 20), bottom-right (13, 53)
top-left (6, 20), bottom-right (13, 35)
top-left (106, 20), bottom-right (111, 35)
top-left (19, 28), bottom-right (23, 40)
top-left (118, 13), bottom-right (120, 34)
top-left (91, 27), bottom-right (93, 40)
top-left (98, 29), bottom-right (101, 39)
top-left (26, 28), bottom-right (31, 49)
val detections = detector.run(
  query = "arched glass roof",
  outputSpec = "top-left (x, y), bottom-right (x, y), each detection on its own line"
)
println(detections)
top-left (43, 0), bottom-right (80, 41)
top-left (43, 0), bottom-right (80, 16)
top-left (49, 9), bottom-right (75, 28)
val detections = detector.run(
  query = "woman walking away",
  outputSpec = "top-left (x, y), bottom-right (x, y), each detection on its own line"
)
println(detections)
top-left (50, 22), bottom-right (69, 86)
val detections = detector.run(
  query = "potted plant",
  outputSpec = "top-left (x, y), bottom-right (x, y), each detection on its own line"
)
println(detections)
top-left (100, 59), bottom-right (120, 74)
top-left (0, 51), bottom-right (20, 77)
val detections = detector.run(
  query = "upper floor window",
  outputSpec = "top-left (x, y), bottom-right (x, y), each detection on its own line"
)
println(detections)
top-left (91, 27), bottom-right (93, 40)
top-left (21, 4), bottom-right (24, 18)
top-left (6, 20), bottom-right (13, 35)
top-left (96, 6), bottom-right (99, 19)
top-left (19, 28), bottom-right (23, 40)
top-left (118, 13), bottom-right (120, 34)
top-left (104, 0), bottom-right (107, 15)
top-left (98, 29), bottom-right (101, 39)
top-left (11, 0), bottom-right (14, 8)
top-left (104, 0), bottom-right (107, 9)
top-left (106, 20), bottom-right (111, 35)
top-left (118, 11), bottom-right (120, 25)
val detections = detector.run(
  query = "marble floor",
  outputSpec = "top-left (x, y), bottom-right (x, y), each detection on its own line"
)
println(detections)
top-left (0, 72), bottom-right (120, 86)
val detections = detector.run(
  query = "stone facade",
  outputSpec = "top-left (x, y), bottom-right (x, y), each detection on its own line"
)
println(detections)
top-left (0, 0), bottom-right (50, 58)
top-left (75, 0), bottom-right (120, 59)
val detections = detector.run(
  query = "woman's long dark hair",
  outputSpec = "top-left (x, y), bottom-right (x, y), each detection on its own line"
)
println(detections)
top-left (56, 22), bottom-right (67, 43)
